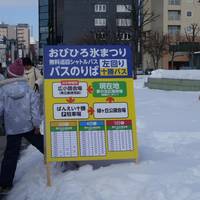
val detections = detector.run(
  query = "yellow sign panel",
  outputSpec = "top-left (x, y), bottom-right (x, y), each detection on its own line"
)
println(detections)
top-left (44, 45), bottom-right (138, 163)
top-left (44, 78), bottom-right (138, 162)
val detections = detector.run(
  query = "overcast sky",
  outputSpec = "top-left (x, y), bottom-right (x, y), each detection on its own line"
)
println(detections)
top-left (0, 0), bottom-right (38, 40)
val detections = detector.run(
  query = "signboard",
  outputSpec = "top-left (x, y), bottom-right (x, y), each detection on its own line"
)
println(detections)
top-left (44, 45), bottom-right (138, 162)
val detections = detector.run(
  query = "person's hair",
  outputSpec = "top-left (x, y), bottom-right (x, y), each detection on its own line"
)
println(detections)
top-left (22, 57), bottom-right (32, 66)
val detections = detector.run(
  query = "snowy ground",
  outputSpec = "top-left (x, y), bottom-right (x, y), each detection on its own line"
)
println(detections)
top-left (6, 76), bottom-right (200, 200)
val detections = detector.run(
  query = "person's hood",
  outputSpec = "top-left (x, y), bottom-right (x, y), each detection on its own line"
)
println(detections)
top-left (0, 78), bottom-right (27, 99)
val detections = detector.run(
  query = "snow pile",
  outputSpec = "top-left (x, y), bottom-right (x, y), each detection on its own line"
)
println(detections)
top-left (150, 69), bottom-right (200, 80)
top-left (6, 77), bottom-right (200, 200)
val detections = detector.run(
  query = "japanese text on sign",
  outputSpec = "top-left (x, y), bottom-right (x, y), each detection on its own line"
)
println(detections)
top-left (44, 45), bottom-right (132, 79)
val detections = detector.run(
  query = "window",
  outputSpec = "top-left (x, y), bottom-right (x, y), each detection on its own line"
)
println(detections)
top-left (40, 20), bottom-right (48, 26)
top-left (168, 25), bottom-right (181, 35)
top-left (41, 33), bottom-right (48, 40)
top-left (117, 32), bottom-right (131, 40)
top-left (40, 6), bottom-right (48, 13)
top-left (116, 19), bottom-right (132, 26)
top-left (94, 18), bottom-right (106, 26)
top-left (186, 11), bottom-right (192, 17)
top-left (40, 27), bottom-right (48, 33)
top-left (116, 5), bottom-right (131, 12)
top-left (168, 0), bottom-right (181, 5)
top-left (95, 32), bottom-right (106, 40)
top-left (39, 0), bottom-right (48, 6)
top-left (168, 10), bottom-right (181, 20)
top-left (94, 4), bottom-right (106, 12)
top-left (39, 12), bottom-right (48, 20)
top-left (39, 39), bottom-right (47, 45)
top-left (186, 26), bottom-right (192, 32)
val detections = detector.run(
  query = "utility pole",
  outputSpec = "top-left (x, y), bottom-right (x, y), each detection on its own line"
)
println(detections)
top-left (131, 0), bottom-right (140, 79)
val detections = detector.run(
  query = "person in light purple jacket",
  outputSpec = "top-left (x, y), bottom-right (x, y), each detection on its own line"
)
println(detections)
top-left (0, 62), bottom-right (5, 81)
top-left (0, 59), bottom-right (44, 194)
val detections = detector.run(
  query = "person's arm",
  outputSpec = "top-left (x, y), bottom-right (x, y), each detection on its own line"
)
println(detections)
top-left (0, 74), bottom-right (5, 81)
top-left (0, 89), bottom-right (4, 128)
top-left (34, 68), bottom-right (43, 91)
top-left (30, 89), bottom-right (41, 134)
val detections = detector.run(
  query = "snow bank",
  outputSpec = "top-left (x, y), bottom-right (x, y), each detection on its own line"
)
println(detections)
top-left (150, 69), bottom-right (200, 80)
top-left (6, 77), bottom-right (200, 200)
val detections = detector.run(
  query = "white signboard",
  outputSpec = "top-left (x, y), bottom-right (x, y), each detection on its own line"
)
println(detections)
top-left (94, 103), bottom-right (128, 118)
top-left (53, 103), bottom-right (89, 119)
top-left (53, 82), bottom-right (88, 98)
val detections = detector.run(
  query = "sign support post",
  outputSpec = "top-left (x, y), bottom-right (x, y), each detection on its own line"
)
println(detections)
top-left (46, 162), bottom-right (52, 186)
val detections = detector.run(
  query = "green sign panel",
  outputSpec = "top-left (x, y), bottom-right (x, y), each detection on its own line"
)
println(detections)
top-left (92, 81), bottom-right (127, 97)
top-left (79, 126), bottom-right (105, 131)
top-left (51, 126), bottom-right (77, 132)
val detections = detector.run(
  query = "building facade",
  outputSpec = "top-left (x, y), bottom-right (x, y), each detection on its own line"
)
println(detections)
top-left (16, 24), bottom-right (30, 57)
top-left (47, 0), bottom-right (134, 45)
top-left (0, 24), bottom-right (8, 38)
top-left (38, 0), bottom-right (145, 72)
top-left (0, 24), bottom-right (8, 67)
top-left (7, 25), bottom-right (17, 40)
top-left (146, 0), bottom-right (200, 69)
top-left (39, 0), bottom-right (49, 59)
top-left (0, 23), bottom-right (30, 66)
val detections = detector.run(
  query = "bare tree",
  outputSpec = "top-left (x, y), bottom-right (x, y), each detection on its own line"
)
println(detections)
top-left (184, 23), bottom-right (200, 68)
top-left (184, 23), bottom-right (200, 42)
top-left (167, 34), bottom-right (185, 69)
top-left (124, 0), bottom-right (159, 78)
top-left (143, 31), bottom-right (168, 69)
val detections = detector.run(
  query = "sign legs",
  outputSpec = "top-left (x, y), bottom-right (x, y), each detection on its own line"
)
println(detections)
top-left (46, 162), bottom-right (52, 186)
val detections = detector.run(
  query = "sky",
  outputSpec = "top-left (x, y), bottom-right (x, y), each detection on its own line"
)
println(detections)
top-left (0, 0), bottom-right (38, 40)
top-left (5, 73), bottom-right (200, 200)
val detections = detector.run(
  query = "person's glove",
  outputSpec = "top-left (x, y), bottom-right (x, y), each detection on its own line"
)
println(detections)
top-left (34, 83), bottom-right (39, 92)
top-left (34, 127), bottom-right (40, 135)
